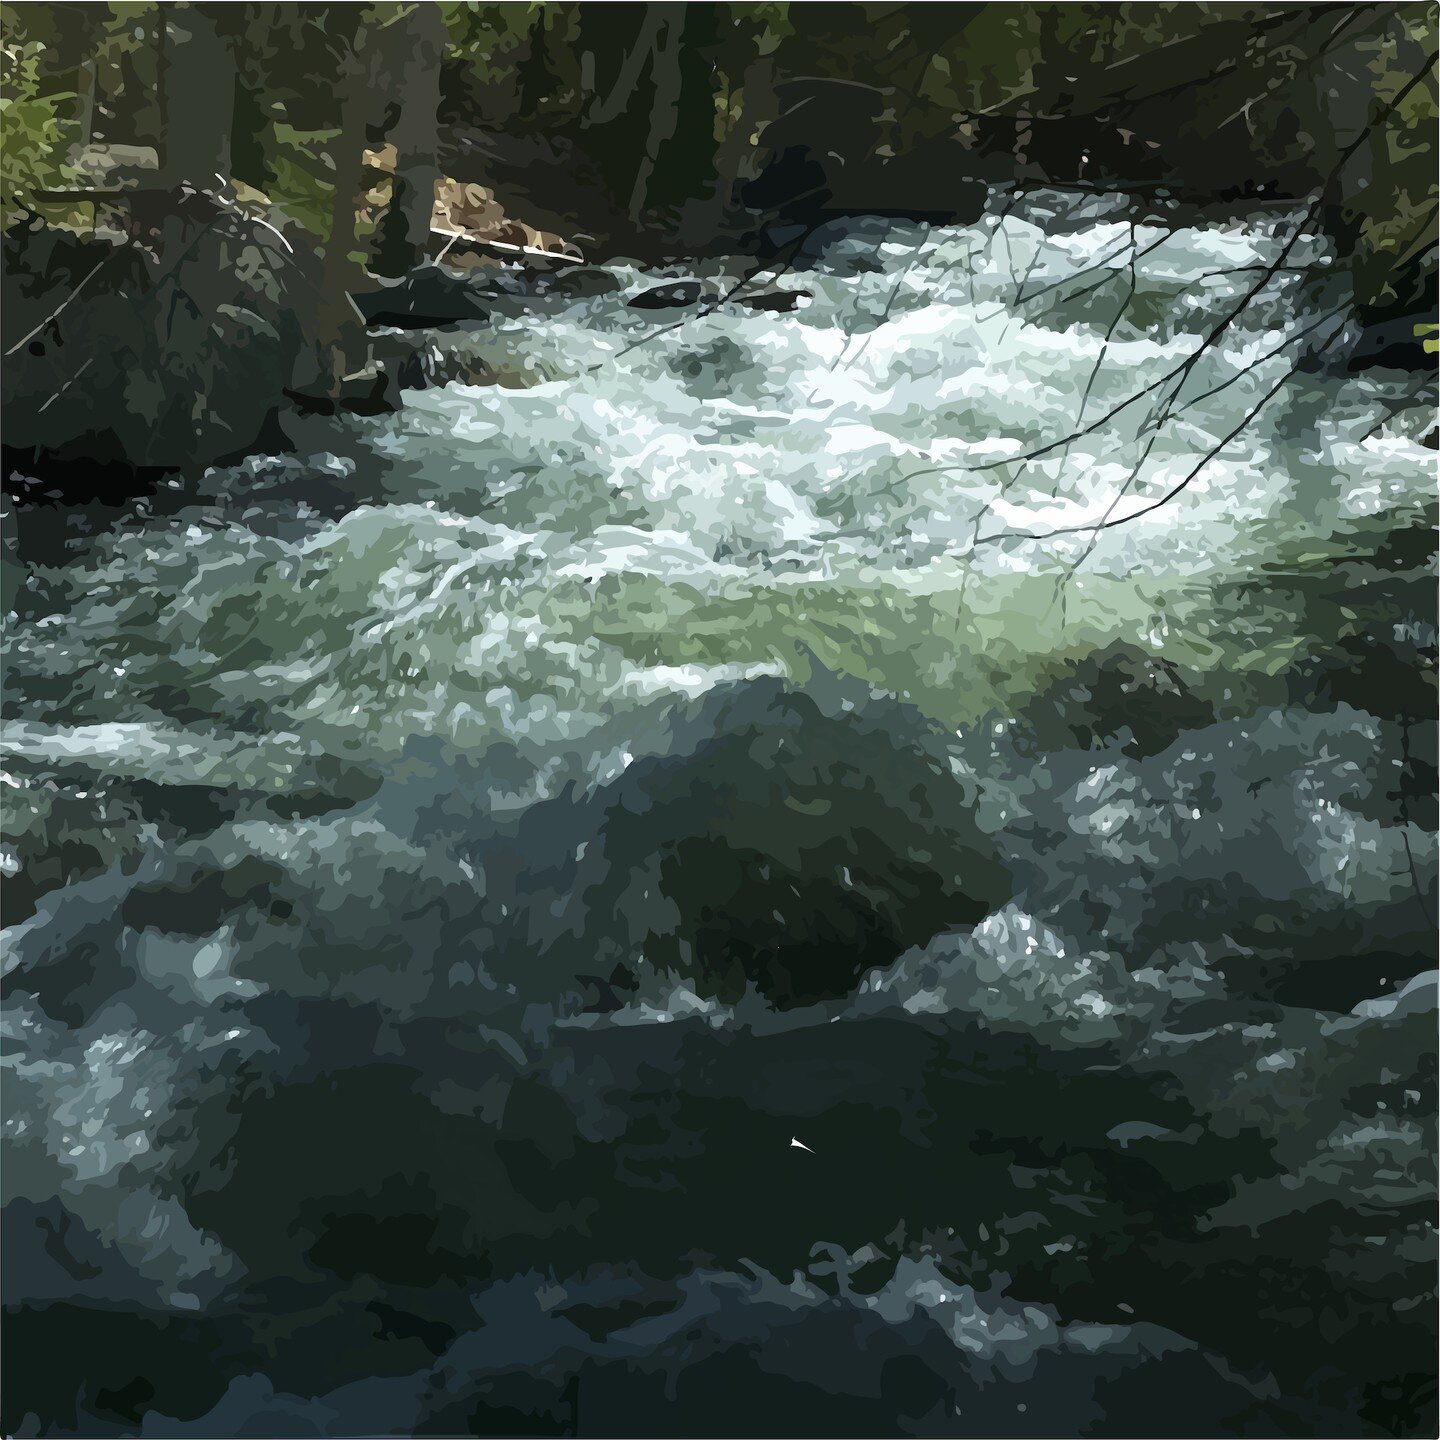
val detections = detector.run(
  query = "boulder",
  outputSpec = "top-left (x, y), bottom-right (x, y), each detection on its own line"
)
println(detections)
top-left (1346, 311), bottom-right (1438, 373)
top-left (492, 674), bottom-right (1013, 1007)
top-left (353, 265), bottom-right (491, 330)
top-left (2, 205), bottom-right (319, 476)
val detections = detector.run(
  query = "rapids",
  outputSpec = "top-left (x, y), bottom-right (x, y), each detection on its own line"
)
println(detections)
top-left (3, 191), bottom-right (1436, 1436)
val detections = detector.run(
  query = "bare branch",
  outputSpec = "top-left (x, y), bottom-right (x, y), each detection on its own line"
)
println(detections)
top-left (983, 317), bottom-right (1348, 548)
top-left (4, 249), bottom-right (123, 358)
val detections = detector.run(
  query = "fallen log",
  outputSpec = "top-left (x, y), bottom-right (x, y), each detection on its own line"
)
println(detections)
top-left (31, 188), bottom-right (135, 202)
top-left (34, 191), bottom-right (582, 272)
top-left (427, 226), bottom-right (583, 270)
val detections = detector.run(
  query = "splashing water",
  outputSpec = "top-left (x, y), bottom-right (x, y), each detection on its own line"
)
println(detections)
top-left (3, 193), bottom-right (1435, 1435)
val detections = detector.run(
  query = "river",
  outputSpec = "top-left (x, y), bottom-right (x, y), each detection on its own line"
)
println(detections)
top-left (3, 191), bottom-right (1436, 1436)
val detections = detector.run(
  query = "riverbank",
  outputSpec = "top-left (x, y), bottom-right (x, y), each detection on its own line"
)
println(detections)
top-left (5, 176), bottom-right (1435, 513)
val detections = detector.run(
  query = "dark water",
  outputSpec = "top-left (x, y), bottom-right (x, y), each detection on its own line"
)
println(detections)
top-left (3, 196), bottom-right (1436, 1436)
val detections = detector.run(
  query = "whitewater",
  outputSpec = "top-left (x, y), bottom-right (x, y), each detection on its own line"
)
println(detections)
top-left (3, 190), bottom-right (1435, 1436)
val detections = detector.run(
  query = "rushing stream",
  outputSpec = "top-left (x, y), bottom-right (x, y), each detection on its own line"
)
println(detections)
top-left (3, 191), bottom-right (1436, 1436)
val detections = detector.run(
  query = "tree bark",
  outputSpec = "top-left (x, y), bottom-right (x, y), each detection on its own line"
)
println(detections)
top-left (584, 8), bottom-right (668, 130)
top-left (300, 53), bottom-right (370, 392)
top-left (627, 7), bottom-right (684, 225)
top-left (715, 52), bottom-right (777, 202)
top-left (158, 3), bottom-right (237, 190)
top-left (373, 2), bottom-right (449, 279)
top-left (74, 55), bottom-right (98, 155)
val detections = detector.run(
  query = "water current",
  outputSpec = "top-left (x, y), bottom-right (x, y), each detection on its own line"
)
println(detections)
top-left (3, 190), bottom-right (1436, 1436)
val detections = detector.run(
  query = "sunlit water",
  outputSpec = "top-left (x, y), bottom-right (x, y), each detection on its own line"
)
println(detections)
top-left (3, 193), bottom-right (1436, 1434)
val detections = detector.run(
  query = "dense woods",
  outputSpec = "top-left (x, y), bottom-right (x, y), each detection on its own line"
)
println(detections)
top-left (4, 4), bottom-right (1436, 293)
top-left (2, 2), bottom-right (1434, 472)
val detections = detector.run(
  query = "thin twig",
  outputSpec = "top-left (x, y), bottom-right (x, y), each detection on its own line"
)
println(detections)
top-left (5, 249), bottom-right (122, 357)
top-left (983, 316), bottom-right (1348, 546)
top-left (37, 356), bottom-right (95, 414)
top-left (919, 48), bottom-right (1438, 491)
top-left (821, 222), bottom-right (931, 387)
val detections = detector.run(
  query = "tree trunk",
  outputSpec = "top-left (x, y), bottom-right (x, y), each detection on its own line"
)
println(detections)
top-left (74, 56), bottom-right (98, 155)
top-left (627, 7), bottom-right (684, 226)
top-left (715, 52), bottom-right (778, 205)
top-left (230, 6), bottom-right (281, 193)
top-left (373, 1), bottom-right (448, 279)
top-left (158, 2), bottom-right (237, 190)
top-left (584, 8), bottom-right (667, 130)
top-left (516, 8), bottom-right (555, 120)
top-left (300, 57), bottom-right (370, 392)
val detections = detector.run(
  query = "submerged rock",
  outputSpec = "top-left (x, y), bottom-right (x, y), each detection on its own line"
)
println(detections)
top-left (1012, 642), bottom-right (1215, 759)
top-left (495, 673), bottom-right (1013, 1007)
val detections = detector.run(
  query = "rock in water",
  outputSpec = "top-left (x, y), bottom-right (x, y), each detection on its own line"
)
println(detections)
top-left (545, 265), bottom-right (625, 300)
top-left (284, 364), bottom-right (398, 418)
top-left (626, 280), bottom-right (704, 310)
top-left (353, 266), bottom-right (491, 330)
top-left (737, 288), bottom-right (812, 314)
top-left (1346, 312), bottom-right (1439, 373)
